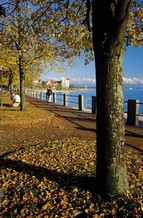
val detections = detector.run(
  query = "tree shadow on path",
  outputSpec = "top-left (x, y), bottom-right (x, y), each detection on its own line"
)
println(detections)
top-left (1, 154), bottom-right (96, 194)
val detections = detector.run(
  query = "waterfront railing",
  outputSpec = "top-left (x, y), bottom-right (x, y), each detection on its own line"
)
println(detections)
top-left (26, 89), bottom-right (143, 127)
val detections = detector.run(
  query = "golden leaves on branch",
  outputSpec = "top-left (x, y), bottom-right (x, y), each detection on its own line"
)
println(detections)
top-left (126, 2), bottom-right (143, 47)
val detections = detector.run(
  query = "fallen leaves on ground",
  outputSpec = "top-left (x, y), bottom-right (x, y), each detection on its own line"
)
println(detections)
top-left (0, 96), bottom-right (73, 154)
top-left (1, 138), bottom-right (143, 218)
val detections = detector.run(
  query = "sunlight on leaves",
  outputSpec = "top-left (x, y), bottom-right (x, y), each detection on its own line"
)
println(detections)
top-left (1, 138), bottom-right (143, 217)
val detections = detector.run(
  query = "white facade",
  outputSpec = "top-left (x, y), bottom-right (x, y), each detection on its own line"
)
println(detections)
top-left (61, 78), bottom-right (70, 88)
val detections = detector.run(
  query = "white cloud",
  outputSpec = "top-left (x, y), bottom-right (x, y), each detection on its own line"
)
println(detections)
top-left (123, 77), bottom-right (143, 84)
top-left (71, 77), bottom-right (143, 85)
top-left (70, 77), bottom-right (96, 84)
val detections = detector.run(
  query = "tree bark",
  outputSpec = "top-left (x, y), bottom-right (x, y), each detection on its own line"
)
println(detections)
top-left (19, 56), bottom-right (25, 111)
top-left (17, 0), bottom-right (25, 111)
top-left (8, 70), bottom-right (14, 98)
top-left (92, 0), bottom-right (132, 196)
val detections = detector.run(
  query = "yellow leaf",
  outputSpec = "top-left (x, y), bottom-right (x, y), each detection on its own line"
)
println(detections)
top-left (42, 202), bottom-right (50, 210)
top-left (73, 188), bottom-right (78, 193)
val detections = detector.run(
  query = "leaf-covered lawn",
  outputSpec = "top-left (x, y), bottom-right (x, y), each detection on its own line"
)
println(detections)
top-left (1, 138), bottom-right (143, 218)
top-left (0, 95), bottom-right (78, 154)
top-left (1, 94), bottom-right (97, 158)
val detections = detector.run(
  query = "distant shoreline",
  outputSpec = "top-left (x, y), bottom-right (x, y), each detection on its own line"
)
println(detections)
top-left (29, 87), bottom-right (89, 93)
top-left (53, 88), bottom-right (89, 93)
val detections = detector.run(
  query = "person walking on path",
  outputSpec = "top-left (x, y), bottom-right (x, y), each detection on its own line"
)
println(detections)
top-left (46, 87), bottom-right (52, 102)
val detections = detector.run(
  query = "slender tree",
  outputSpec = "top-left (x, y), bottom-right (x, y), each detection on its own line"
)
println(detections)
top-left (0, 0), bottom-right (40, 110)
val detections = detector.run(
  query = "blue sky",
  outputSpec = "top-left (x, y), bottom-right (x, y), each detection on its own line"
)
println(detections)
top-left (41, 45), bottom-right (143, 86)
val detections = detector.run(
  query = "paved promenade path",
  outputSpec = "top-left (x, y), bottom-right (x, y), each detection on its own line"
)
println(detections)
top-left (0, 95), bottom-right (143, 156)
top-left (26, 96), bottom-right (143, 155)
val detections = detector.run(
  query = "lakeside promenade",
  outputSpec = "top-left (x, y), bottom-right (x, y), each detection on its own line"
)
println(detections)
top-left (26, 88), bottom-right (143, 126)
top-left (0, 93), bottom-right (142, 156)
top-left (26, 96), bottom-right (143, 155)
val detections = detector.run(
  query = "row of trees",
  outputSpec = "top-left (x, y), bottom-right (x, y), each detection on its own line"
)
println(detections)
top-left (0, 0), bottom-right (143, 196)
top-left (0, 0), bottom-right (94, 110)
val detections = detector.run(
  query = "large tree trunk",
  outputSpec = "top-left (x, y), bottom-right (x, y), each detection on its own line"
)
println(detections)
top-left (95, 46), bottom-right (128, 195)
top-left (92, 0), bottom-right (132, 196)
